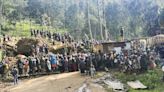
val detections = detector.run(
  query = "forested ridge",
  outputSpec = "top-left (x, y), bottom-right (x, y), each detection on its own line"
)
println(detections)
top-left (0, 0), bottom-right (164, 41)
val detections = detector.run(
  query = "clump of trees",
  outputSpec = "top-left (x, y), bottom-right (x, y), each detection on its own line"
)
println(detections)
top-left (0, 0), bottom-right (164, 40)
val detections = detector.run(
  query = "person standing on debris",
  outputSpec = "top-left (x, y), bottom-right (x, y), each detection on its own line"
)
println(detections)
top-left (11, 67), bottom-right (18, 85)
top-left (36, 57), bottom-right (41, 73)
top-left (60, 56), bottom-right (65, 73)
top-left (28, 57), bottom-right (34, 75)
top-left (34, 30), bottom-right (37, 37)
top-left (140, 53), bottom-right (148, 72)
top-left (3, 34), bottom-right (5, 42)
top-left (46, 58), bottom-right (51, 73)
top-left (36, 45), bottom-right (40, 55)
top-left (90, 64), bottom-right (96, 78)
top-left (72, 57), bottom-right (78, 72)
top-left (24, 59), bottom-right (29, 76)
top-left (49, 54), bottom-right (57, 71)
top-left (85, 56), bottom-right (91, 75)
top-left (30, 29), bottom-right (34, 36)
top-left (45, 45), bottom-right (49, 54)
top-left (64, 56), bottom-right (69, 72)
top-left (40, 56), bottom-right (46, 72)
top-left (17, 59), bottom-right (24, 75)
top-left (32, 57), bottom-right (37, 74)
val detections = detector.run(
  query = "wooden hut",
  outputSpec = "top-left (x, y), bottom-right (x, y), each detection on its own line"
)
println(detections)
top-left (101, 42), bottom-right (126, 53)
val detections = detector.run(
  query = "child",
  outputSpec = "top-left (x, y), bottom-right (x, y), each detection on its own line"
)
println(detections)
top-left (11, 67), bottom-right (18, 85)
top-left (90, 64), bottom-right (96, 78)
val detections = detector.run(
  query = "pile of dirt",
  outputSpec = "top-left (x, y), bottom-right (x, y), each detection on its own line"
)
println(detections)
top-left (50, 45), bottom-right (74, 54)
top-left (0, 81), bottom-right (12, 92)
top-left (16, 38), bottom-right (45, 56)
top-left (16, 37), bottom-right (82, 55)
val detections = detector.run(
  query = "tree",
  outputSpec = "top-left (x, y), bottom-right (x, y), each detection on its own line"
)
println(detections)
top-left (87, 0), bottom-right (93, 40)
top-left (97, 0), bottom-right (103, 40)
top-left (1, 0), bottom-right (164, 39)
top-left (159, 9), bottom-right (164, 28)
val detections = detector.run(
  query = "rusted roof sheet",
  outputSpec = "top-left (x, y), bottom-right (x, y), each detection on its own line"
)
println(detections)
top-left (127, 80), bottom-right (147, 89)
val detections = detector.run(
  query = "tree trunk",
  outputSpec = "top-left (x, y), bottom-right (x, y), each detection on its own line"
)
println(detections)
top-left (97, 0), bottom-right (104, 40)
top-left (102, 0), bottom-right (108, 40)
top-left (0, 0), bottom-right (3, 36)
top-left (64, 0), bottom-right (67, 30)
top-left (76, 0), bottom-right (79, 29)
top-left (87, 0), bottom-right (93, 40)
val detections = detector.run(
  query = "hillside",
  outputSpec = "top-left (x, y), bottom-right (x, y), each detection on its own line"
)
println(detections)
top-left (0, 0), bottom-right (164, 40)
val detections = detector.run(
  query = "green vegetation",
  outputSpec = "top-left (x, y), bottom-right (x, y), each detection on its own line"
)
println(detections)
top-left (0, 0), bottom-right (164, 40)
top-left (113, 69), bottom-right (164, 92)
top-left (2, 20), bottom-right (67, 37)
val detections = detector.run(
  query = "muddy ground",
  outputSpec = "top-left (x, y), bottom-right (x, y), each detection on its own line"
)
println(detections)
top-left (0, 72), bottom-right (106, 92)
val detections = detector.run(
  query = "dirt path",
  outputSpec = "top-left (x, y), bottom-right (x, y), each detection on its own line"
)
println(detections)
top-left (1, 72), bottom-right (106, 92)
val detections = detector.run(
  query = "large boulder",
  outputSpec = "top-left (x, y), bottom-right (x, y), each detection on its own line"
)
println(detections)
top-left (16, 38), bottom-right (44, 56)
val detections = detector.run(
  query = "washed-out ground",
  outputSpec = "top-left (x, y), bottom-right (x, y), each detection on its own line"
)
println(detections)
top-left (0, 72), bottom-right (106, 92)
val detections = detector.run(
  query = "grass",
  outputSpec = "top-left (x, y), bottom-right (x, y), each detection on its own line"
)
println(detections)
top-left (112, 69), bottom-right (164, 92)
top-left (2, 20), bottom-right (67, 37)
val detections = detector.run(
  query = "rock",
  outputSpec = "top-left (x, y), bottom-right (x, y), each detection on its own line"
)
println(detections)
top-left (94, 73), bottom-right (126, 92)
top-left (77, 84), bottom-right (91, 92)
top-left (16, 38), bottom-right (45, 56)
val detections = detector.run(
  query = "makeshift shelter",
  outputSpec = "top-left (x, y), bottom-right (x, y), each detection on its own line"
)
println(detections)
top-left (101, 42), bottom-right (126, 53)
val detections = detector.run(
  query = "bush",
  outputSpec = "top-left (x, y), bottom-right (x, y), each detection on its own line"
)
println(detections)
top-left (113, 69), bottom-right (164, 92)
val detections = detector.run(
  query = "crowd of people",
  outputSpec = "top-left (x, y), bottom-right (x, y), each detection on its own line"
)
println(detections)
top-left (2, 35), bottom-right (12, 42)
top-left (0, 30), bottom-right (163, 85)
top-left (16, 54), bottom-right (79, 76)
top-left (103, 49), bottom-right (159, 73)
top-left (30, 29), bottom-right (73, 43)
top-left (14, 46), bottom-right (160, 77)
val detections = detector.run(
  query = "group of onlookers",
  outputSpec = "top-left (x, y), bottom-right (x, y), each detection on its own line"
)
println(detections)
top-left (16, 54), bottom-right (79, 76)
top-left (2, 35), bottom-right (11, 42)
top-left (1, 31), bottom-right (164, 85)
top-left (30, 29), bottom-right (73, 43)
top-left (1, 43), bottom-right (162, 85)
